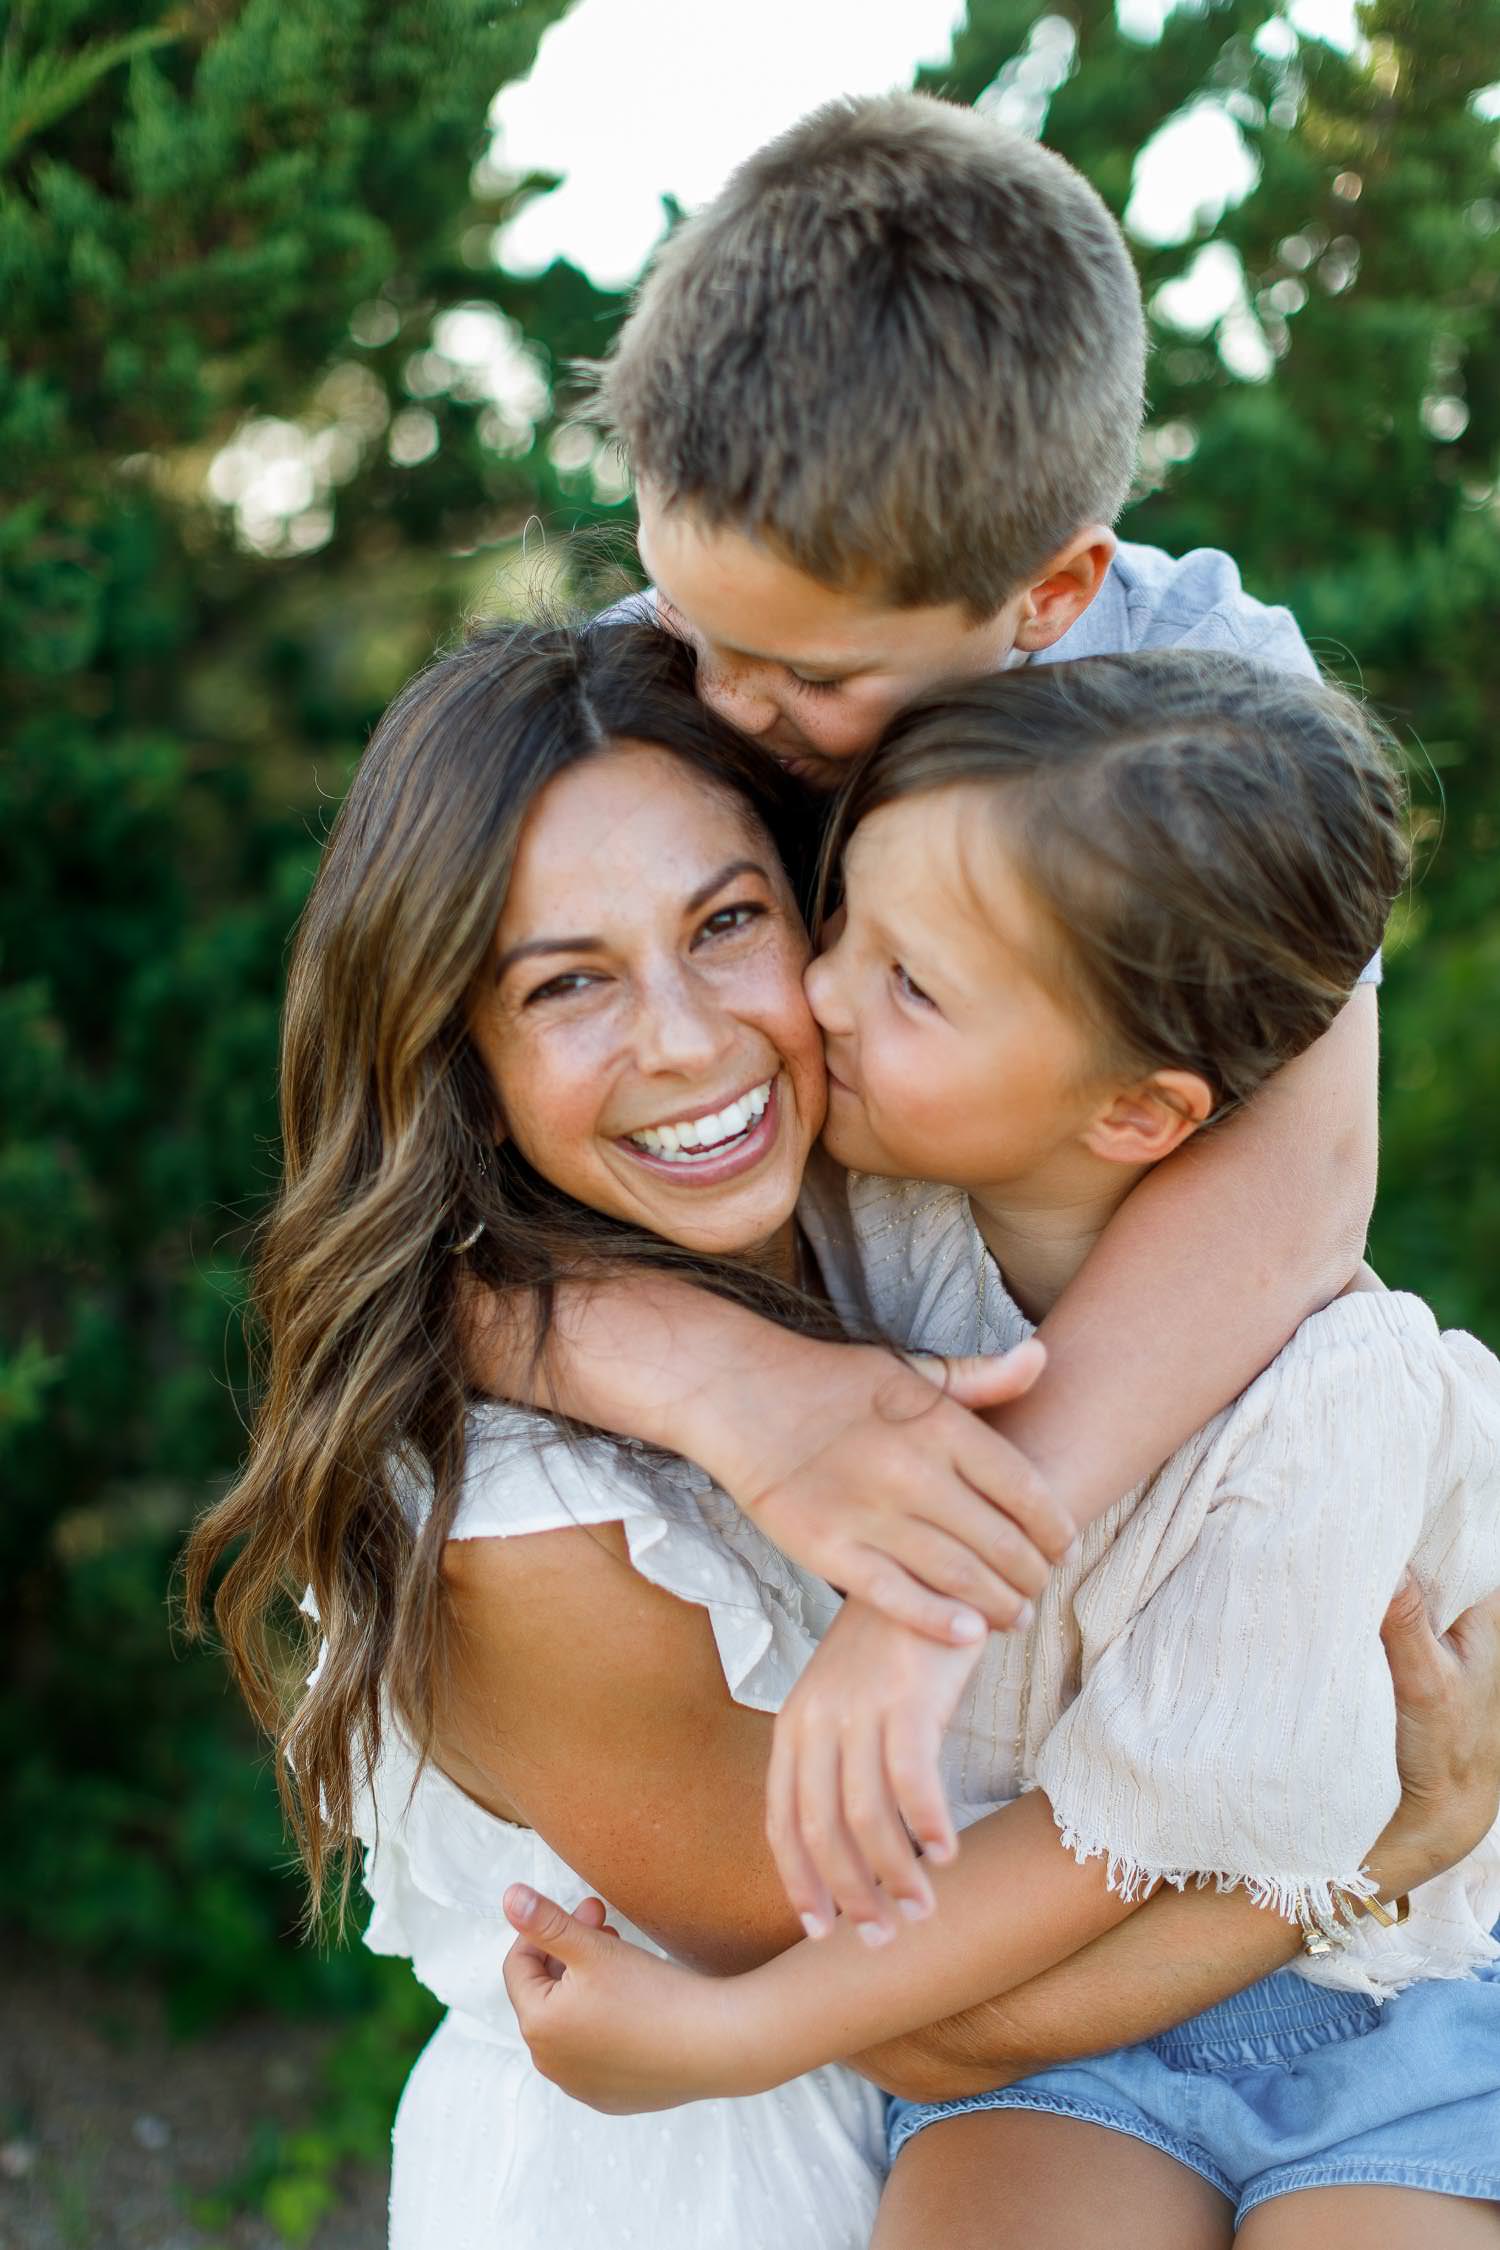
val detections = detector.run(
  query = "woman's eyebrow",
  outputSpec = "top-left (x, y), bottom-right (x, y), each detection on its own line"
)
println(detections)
top-left (494, 859), bottom-right (771, 983)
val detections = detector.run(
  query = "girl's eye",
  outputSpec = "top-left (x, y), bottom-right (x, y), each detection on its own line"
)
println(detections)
top-left (893, 960), bottom-right (936, 1009)
top-left (698, 901), bottom-right (767, 941)
top-left (524, 970), bottom-right (601, 1006)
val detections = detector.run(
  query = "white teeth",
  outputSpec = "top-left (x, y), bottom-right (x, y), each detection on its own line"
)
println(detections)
top-left (625, 1078), bottom-right (774, 1160)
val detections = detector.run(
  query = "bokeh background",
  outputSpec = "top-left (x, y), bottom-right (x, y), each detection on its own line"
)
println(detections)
top-left (3, 1), bottom-right (1497, 2241)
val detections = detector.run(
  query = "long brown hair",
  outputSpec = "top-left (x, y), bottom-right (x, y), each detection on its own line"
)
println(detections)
top-left (821, 649), bottom-right (1408, 1113)
top-left (183, 616), bottom-right (832, 1917)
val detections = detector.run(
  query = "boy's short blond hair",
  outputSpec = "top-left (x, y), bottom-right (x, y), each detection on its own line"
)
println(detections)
top-left (600, 93), bottom-right (1146, 617)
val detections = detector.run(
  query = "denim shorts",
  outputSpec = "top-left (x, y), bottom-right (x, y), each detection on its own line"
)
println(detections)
top-left (888, 1940), bottom-right (1500, 2226)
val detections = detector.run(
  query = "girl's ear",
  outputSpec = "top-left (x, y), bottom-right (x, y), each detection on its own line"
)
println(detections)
top-left (1085, 1069), bottom-right (1214, 1167)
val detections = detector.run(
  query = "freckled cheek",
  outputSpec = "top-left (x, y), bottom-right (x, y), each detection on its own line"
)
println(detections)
top-left (497, 1030), bottom-right (623, 1184)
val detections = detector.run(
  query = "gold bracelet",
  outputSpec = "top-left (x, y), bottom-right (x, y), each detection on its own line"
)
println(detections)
top-left (1298, 1885), bottom-right (1410, 1956)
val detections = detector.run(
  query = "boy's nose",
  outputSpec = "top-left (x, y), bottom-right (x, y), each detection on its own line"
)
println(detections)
top-left (697, 655), bottom-right (781, 736)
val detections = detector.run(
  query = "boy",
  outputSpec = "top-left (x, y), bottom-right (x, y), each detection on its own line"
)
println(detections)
top-left (491, 91), bottom-right (1375, 1648)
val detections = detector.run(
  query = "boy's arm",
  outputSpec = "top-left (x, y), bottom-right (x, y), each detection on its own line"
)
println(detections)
top-left (1010, 987), bottom-right (1378, 1527)
top-left (463, 1275), bottom-right (1073, 1641)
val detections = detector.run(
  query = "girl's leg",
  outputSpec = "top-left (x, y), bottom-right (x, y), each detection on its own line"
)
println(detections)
top-left (1238, 2187), bottom-right (1500, 2248)
top-left (870, 2109), bottom-right (1235, 2250)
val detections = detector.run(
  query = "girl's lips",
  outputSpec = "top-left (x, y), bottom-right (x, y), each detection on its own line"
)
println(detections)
top-left (615, 1076), bottom-right (783, 1188)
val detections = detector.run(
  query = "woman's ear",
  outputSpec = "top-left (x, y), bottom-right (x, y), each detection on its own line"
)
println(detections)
top-left (1085, 1069), bottom-right (1214, 1167)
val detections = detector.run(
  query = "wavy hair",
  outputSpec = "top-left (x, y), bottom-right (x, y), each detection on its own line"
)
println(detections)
top-left (182, 616), bottom-right (835, 1918)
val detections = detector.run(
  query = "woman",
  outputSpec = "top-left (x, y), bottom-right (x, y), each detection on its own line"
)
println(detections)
top-left (186, 617), bottom-right (1500, 2249)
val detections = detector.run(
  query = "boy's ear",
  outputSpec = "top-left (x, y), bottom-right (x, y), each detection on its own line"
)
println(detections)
top-left (1085, 1069), bottom-right (1214, 1167)
top-left (1012, 528), bottom-right (1116, 653)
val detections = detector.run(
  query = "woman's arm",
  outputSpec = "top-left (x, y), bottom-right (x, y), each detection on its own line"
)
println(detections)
top-left (503, 1790), bottom-right (1138, 2110)
top-left (436, 1523), bottom-right (799, 1972)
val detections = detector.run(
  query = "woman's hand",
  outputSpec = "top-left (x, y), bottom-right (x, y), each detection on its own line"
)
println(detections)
top-left (766, 1600), bottom-right (984, 1942)
top-left (723, 1337), bottom-right (1073, 1643)
top-left (1376, 1573), bottom-right (1500, 1886)
top-left (502, 1886), bottom-right (750, 2113)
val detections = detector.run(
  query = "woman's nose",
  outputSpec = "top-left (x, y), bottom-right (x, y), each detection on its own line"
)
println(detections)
top-left (634, 965), bottom-right (736, 1076)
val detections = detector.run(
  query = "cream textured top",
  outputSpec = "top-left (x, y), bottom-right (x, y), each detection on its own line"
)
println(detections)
top-left (799, 1162), bottom-right (1500, 1998)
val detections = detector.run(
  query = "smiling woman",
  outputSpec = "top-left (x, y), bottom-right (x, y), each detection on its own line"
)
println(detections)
top-left (181, 612), bottom-right (898, 2249)
top-left (470, 740), bottom-right (826, 1262)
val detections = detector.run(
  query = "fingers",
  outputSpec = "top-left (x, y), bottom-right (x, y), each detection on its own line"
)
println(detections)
top-left (841, 1720), bottom-right (934, 1923)
top-left (884, 1703), bottom-right (957, 1869)
top-left (953, 1422), bottom-right (1076, 1562)
top-left (795, 1723), bottom-right (897, 1946)
top-left (767, 1719), bottom-right (836, 1938)
top-left (938, 1340), bottom-right (1048, 1411)
top-left (835, 1544), bottom-right (987, 1646)
top-left (503, 1882), bottom-right (601, 1963)
top-left (1380, 1569), bottom-right (1448, 1704)
top-left (880, 1515), bottom-right (1040, 1631)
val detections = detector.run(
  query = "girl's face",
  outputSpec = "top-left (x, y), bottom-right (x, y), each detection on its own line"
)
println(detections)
top-left (470, 742), bottom-right (825, 1261)
top-left (805, 785), bottom-right (1116, 1193)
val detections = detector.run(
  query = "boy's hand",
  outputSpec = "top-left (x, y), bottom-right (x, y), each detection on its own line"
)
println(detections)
top-left (708, 1337), bottom-right (1072, 1645)
top-left (766, 1601), bottom-right (985, 1945)
top-left (502, 1885), bottom-right (741, 2113)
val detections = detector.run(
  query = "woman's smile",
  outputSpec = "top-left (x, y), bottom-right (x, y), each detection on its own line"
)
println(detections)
top-left (618, 1073), bottom-right (780, 1182)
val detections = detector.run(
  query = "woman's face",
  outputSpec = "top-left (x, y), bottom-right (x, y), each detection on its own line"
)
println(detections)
top-left (471, 742), bottom-right (825, 1260)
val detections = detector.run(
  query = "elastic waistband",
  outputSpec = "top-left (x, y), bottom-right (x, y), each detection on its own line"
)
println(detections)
top-left (1149, 1969), bottom-right (1380, 2070)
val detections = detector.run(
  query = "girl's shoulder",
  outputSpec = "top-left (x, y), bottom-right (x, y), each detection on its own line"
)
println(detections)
top-left (797, 1156), bottom-right (1027, 1358)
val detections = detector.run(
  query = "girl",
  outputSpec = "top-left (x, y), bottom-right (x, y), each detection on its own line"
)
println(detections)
top-left (497, 652), bottom-right (1500, 2245)
top-left (185, 618), bottom-right (1496, 2250)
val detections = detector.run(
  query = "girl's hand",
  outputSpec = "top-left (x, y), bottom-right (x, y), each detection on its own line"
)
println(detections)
top-left (766, 1601), bottom-right (985, 1943)
top-left (720, 1338), bottom-right (1070, 1645)
top-left (502, 1885), bottom-right (745, 2113)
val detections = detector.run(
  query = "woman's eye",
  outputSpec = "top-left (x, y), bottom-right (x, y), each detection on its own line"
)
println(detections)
top-left (698, 901), bottom-right (767, 942)
top-left (524, 970), bottom-right (600, 1006)
top-left (893, 960), bottom-right (936, 1008)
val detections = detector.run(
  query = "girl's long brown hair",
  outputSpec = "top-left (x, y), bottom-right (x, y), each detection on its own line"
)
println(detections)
top-left (182, 616), bottom-right (834, 1919)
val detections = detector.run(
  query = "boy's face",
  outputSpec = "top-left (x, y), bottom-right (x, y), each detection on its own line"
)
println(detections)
top-left (637, 491), bottom-right (1028, 789)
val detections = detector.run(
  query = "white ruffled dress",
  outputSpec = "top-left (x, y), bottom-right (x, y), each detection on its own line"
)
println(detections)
top-left (359, 1417), bottom-right (888, 2250)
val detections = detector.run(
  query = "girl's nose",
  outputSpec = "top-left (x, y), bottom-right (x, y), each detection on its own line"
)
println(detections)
top-left (803, 943), bottom-right (852, 1036)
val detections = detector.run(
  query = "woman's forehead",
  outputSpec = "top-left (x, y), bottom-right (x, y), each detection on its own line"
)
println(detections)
top-left (501, 742), bottom-right (778, 925)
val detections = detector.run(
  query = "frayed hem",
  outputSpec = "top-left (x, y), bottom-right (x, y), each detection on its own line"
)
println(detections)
top-left (1051, 1817), bottom-right (1376, 1936)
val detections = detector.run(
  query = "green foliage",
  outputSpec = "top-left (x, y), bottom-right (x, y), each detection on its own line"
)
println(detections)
top-left (2, 5), bottom-right (1497, 2193)
top-left (0, 0), bottom-right (626, 2022)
